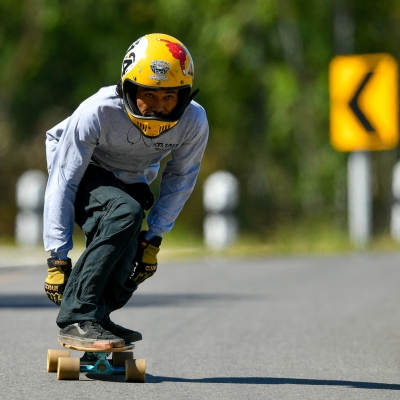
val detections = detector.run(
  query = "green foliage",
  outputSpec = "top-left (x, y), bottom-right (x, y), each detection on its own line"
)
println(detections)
top-left (0, 0), bottom-right (399, 240)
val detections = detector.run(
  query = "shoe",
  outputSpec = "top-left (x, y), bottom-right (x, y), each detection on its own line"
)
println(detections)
top-left (58, 321), bottom-right (125, 348)
top-left (101, 319), bottom-right (142, 343)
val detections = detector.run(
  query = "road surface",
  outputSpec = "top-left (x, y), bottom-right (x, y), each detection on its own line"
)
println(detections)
top-left (1, 251), bottom-right (400, 399)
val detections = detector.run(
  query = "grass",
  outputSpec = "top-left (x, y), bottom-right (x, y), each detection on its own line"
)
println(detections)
top-left (158, 218), bottom-right (400, 261)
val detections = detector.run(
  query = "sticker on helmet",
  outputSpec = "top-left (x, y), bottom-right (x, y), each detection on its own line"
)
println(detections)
top-left (122, 37), bottom-right (148, 77)
top-left (158, 38), bottom-right (190, 76)
top-left (149, 60), bottom-right (170, 81)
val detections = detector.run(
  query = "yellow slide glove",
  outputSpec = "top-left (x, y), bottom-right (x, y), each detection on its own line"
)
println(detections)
top-left (44, 258), bottom-right (72, 306)
top-left (131, 231), bottom-right (162, 285)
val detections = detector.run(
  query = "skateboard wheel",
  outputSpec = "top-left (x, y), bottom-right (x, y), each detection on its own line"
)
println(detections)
top-left (125, 358), bottom-right (146, 383)
top-left (57, 357), bottom-right (80, 380)
top-left (47, 349), bottom-right (70, 373)
top-left (112, 351), bottom-right (134, 367)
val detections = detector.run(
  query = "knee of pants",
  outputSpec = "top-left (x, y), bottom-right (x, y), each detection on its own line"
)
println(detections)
top-left (102, 197), bottom-right (143, 237)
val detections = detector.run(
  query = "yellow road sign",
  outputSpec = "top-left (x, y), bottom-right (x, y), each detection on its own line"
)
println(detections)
top-left (329, 53), bottom-right (399, 152)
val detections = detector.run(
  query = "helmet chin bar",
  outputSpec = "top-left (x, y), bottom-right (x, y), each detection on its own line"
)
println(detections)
top-left (126, 111), bottom-right (180, 138)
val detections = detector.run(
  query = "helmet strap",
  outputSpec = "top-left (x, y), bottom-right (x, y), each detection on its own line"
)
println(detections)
top-left (187, 88), bottom-right (199, 105)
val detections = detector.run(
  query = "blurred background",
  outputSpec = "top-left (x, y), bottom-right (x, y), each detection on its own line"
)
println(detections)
top-left (1, 0), bottom-right (400, 257)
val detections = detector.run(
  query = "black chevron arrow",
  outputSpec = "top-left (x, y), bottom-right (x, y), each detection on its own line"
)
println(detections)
top-left (349, 71), bottom-right (376, 133)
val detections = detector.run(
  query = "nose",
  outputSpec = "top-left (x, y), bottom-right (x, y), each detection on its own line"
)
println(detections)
top-left (151, 98), bottom-right (165, 113)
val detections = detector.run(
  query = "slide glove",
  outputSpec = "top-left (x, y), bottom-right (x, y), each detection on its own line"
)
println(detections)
top-left (131, 231), bottom-right (162, 285)
top-left (44, 257), bottom-right (72, 306)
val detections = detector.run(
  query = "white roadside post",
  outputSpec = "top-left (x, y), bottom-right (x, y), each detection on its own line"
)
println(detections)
top-left (390, 161), bottom-right (400, 241)
top-left (203, 171), bottom-right (239, 250)
top-left (347, 151), bottom-right (372, 247)
top-left (15, 169), bottom-right (47, 246)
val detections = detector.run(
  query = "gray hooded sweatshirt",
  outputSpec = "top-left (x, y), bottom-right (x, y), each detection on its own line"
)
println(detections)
top-left (44, 85), bottom-right (209, 259)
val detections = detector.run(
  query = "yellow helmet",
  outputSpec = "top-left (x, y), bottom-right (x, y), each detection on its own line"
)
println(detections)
top-left (121, 33), bottom-right (198, 138)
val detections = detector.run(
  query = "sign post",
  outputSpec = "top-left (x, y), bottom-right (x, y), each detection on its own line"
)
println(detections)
top-left (329, 53), bottom-right (399, 247)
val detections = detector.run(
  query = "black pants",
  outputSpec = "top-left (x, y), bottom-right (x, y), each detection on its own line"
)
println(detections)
top-left (56, 164), bottom-right (152, 327)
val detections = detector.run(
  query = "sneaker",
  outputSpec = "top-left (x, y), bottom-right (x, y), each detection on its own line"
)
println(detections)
top-left (59, 321), bottom-right (125, 349)
top-left (101, 319), bottom-right (142, 343)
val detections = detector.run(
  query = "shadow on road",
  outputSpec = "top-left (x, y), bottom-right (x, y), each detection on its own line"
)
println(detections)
top-left (0, 293), bottom-right (255, 308)
top-left (79, 373), bottom-right (400, 390)
top-left (145, 374), bottom-right (400, 390)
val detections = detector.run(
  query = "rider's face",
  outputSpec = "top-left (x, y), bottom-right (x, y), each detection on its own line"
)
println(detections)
top-left (136, 87), bottom-right (179, 117)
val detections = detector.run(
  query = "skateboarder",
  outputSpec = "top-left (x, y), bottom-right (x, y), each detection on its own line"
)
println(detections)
top-left (43, 33), bottom-right (209, 348)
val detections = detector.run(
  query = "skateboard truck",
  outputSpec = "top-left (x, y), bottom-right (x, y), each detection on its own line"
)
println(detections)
top-left (81, 351), bottom-right (129, 374)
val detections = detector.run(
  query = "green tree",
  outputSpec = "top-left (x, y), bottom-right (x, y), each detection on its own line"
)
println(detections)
top-left (0, 0), bottom-right (399, 240)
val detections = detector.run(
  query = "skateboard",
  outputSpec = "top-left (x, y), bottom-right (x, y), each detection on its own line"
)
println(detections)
top-left (47, 342), bottom-right (146, 382)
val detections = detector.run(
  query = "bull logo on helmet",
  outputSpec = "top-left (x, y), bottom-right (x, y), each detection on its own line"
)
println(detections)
top-left (158, 38), bottom-right (193, 77)
top-left (149, 60), bottom-right (170, 82)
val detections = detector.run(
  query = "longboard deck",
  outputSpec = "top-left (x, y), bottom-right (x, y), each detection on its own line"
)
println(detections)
top-left (60, 343), bottom-right (135, 353)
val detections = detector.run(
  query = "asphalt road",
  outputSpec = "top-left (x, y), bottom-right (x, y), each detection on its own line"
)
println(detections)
top-left (1, 251), bottom-right (400, 399)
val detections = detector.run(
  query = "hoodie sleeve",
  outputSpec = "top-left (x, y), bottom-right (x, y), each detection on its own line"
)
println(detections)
top-left (146, 106), bottom-right (209, 238)
top-left (43, 108), bottom-right (100, 258)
